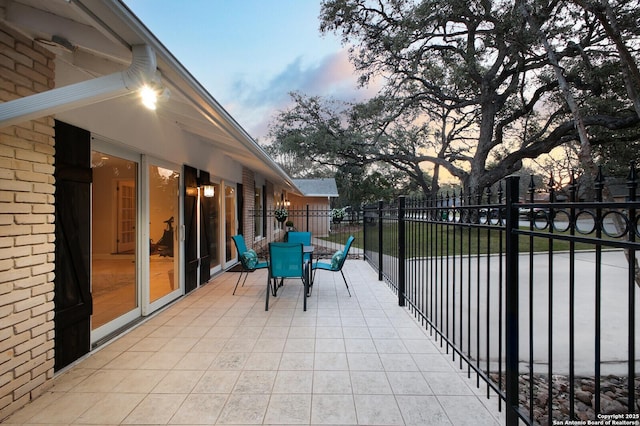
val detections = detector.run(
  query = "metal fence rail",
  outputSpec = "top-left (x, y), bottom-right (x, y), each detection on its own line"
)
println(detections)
top-left (362, 167), bottom-right (640, 425)
top-left (250, 206), bottom-right (362, 259)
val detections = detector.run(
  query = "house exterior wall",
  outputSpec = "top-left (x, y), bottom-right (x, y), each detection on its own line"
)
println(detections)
top-left (288, 194), bottom-right (332, 236)
top-left (265, 180), bottom-right (275, 237)
top-left (255, 180), bottom-right (277, 253)
top-left (0, 23), bottom-right (56, 419)
top-left (242, 167), bottom-right (255, 248)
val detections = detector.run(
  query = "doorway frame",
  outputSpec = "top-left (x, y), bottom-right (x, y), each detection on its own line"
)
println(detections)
top-left (142, 155), bottom-right (185, 316)
top-left (223, 181), bottom-right (238, 270)
top-left (90, 138), bottom-right (143, 344)
top-left (208, 178), bottom-right (223, 277)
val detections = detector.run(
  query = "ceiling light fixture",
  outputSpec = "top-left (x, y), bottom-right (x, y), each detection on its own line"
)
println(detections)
top-left (140, 84), bottom-right (158, 110)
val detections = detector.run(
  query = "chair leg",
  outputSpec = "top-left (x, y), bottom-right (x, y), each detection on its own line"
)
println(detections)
top-left (233, 271), bottom-right (245, 295)
top-left (265, 276), bottom-right (271, 311)
top-left (303, 279), bottom-right (307, 311)
top-left (305, 261), bottom-right (312, 297)
top-left (303, 269), bottom-right (308, 312)
top-left (340, 270), bottom-right (351, 297)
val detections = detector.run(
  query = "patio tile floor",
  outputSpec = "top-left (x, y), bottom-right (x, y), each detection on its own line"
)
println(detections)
top-left (2, 260), bottom-right (504, 425)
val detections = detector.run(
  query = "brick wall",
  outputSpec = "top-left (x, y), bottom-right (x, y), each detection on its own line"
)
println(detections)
top-left (241, 167), bottom-right (255, 248)
top-left (0, 23), bottom-right (56, 419)
top-left (265, 181), bottom-right (274, 218)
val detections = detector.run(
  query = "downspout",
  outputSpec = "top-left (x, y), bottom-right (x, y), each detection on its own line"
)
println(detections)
top-left (0, 44), bottom-right (157, 128)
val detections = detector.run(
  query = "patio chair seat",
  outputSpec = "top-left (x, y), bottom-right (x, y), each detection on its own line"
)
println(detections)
top-left (248, 260), bottom-right (269, 270)
top-left (312, 261), bottom-right (337, 271)
top-left (312, 235), bottom-right (354, 297)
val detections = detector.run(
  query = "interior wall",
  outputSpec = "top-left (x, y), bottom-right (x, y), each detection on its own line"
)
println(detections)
top-left (91, 157), bottom-right (136, 256)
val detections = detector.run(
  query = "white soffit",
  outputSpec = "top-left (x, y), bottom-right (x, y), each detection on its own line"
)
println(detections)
top-left (0, 0), bottom-right (301, 192)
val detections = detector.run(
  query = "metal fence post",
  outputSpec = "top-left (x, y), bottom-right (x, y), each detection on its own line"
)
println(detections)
top-left (398, 195), bottom-right (406, 306)
top-left (626, 162), bottom-right (637, 412)
top-left (505, 176), bottom-right (520, 425)
top-left (378, 200), bottom-right (383, 281)
top-left (362, 204), bottom-right (367, 262)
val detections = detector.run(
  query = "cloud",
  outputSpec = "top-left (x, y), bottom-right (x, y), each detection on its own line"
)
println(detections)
top-left (223, 49), bottom-right (380, 141)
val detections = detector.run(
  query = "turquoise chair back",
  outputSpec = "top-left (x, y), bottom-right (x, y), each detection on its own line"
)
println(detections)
top-left (269, 242), bottom-right (304, 278)
top-left (287, 231), bottom-right (311, 245)
top-left (232, 235), bottom-right (248, 256)
top-left (337, 235), bottom-right (355, 270)
top-left (287, 231), bottom-right (311, 262)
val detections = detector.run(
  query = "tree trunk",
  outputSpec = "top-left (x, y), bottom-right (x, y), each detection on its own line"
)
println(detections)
top-left (522, 0), bottom-right (640, 287)
top-left (467, 92), bottom-right (498, 195)
top-left (431, 164), bottom-right (441, 199)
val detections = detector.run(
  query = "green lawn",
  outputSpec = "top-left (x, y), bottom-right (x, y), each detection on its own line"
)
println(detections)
top-left (323, 223), bottom-right (611, 257)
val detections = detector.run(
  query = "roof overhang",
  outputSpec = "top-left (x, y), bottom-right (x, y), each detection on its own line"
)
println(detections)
top-left (0, 0), bottom-right (301, 193)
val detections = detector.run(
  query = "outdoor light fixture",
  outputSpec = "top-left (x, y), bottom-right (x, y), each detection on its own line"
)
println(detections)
top-left (277, 195), bottom-right (291, 209)
top-left (140, 84), bottom-right (158, 110)
top-left (0, 44), bottom-right (159, 128)
top-left (139, 74), bottom-right (169, 111)
top-left (197, 176), bottom-right (215, 198)
top-left (202, 184), bottom-right (215, 198)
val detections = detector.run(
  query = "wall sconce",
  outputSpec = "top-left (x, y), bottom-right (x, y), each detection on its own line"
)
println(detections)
top-left (197, 176), bottom-right (215, 198)
top-left (202, 184), bottom-right (215, 198)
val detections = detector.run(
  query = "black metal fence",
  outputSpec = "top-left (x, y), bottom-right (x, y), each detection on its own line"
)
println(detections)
top-left (251, 206), bottom-right (363, 259)
top-left (362, 168), bottom-right (639, 425)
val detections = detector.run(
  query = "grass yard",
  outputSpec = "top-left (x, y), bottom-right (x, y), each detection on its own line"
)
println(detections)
top-left (323, 222), bottom-right (610, 257)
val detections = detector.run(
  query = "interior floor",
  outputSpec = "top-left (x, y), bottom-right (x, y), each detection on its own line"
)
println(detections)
top-left (92, 254), bottom-right (175, 329)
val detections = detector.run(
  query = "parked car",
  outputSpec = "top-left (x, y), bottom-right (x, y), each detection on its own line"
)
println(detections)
top-left (518, 206), bottom-right (548, 219)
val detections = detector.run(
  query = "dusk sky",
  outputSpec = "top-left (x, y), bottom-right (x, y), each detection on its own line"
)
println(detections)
top-left (123, 0), bottom-right (378, 142)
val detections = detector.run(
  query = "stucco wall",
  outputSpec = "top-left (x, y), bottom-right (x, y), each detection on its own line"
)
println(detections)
top-left (287, 194), bottom-right (332, 236)
top-left (0, 23), bottom-right (56, 419)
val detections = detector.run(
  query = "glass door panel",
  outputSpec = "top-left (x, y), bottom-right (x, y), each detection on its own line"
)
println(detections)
top-left (207, 182), bottom-right (221, 271)
top-left (91, 151), bottom-right (137, 330)
top-left (149, 164), bottom-right (180, 303)
top-left (224, 184), bottom-right (237, 264)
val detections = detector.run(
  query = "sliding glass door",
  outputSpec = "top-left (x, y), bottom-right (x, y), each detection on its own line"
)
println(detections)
top-left (224, 183), bottom-right (237, 267)
top-left (90, 144), bottom-right (140, 342)
top-left (147, 160), bottom-right (182, 309)
top-left (90, 147), bottom-right (184, 340)
top-left (205, 181), bottom-right (221, 273)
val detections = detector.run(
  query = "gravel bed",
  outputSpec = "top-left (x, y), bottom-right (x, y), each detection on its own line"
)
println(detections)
top-left (489, 373), bottom-right (640, 425)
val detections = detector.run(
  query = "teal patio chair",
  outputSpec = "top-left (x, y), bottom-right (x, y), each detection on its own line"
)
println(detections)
top-left (266, 242), bottom-right (310, 311)
top-left (231, 235), bottom-right (268, 295)
top-left (286, 231), bottom-right (312, 262)
top-left (312, 235), bottom-right (354, 297)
